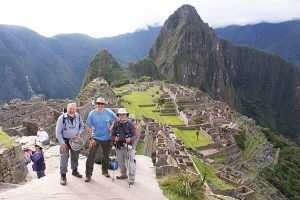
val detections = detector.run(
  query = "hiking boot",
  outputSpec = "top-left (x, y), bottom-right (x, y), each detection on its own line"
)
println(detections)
top-left (60, 174), bottom-right (67, 185)
top-left (85, 176), bottom-right (91, 182)
top-left (116, 175), bottom-right (128, 179)
top-left (129, 181), bottom-right (134, 185)
top-left (102, 172), bottom-right (110, 178)
top-left (72, 169), bottom-right (82, 178)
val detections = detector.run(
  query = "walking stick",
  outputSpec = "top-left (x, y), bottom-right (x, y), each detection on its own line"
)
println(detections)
top-left (112, 145), bottom-right (116, 182)
top-left (125, 134), bottom-right (131, 188)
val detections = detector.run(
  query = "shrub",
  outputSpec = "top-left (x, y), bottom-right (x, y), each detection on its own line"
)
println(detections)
top-left (159, 173), bottom-right (205, 200)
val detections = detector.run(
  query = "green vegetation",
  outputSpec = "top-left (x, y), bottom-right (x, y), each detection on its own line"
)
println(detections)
top-left (159, 173), bottom-right (205, 200)
top-left (261, 128), bottom-right (300, 200)
top-left (128, 59), bottom-right (160, 80)
top-left (233, 115), bottom-right (267, 162)
top-left (0, 130), bottom-right (16, 147)
top-left (233, 129), bottom-right (246, 150)
top-left (172, 128), bottom-right (212, 150)
top-left (120, 89), bottom-right (183, 125)
top-left (192, 157), bottom-right (235, 190)
top-left (210, 155), bottom-right (227, 162)
top-left (135, 141), bottom-right (145, 155)
top-left (104, 67), bottom-right (130, 87)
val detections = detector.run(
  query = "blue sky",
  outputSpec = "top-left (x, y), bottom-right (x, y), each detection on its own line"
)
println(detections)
top-left (0, 0), bottom-right (299, 38)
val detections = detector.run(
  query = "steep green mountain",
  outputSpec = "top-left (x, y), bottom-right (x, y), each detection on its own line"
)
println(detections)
top-left (215, 20), bottom-right (300, 68)
top-left (148, 5), bottom-right (300, 141)
top-left (149, 5), bottom-right (236, 105)
top-left (128, 59), bottom-right (160, 80)
top-left (81, 50), bottom-right (129, 89)
top-left (0, 25), bottom-right (160, 103)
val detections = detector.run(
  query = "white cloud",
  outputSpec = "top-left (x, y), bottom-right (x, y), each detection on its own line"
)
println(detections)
top-left (0, 0), bottom-right (299, 37)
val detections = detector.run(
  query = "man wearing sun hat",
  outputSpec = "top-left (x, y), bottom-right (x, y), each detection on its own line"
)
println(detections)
top-left (111, 108), bottom-right (137, 185)
top-left (85, 97), bottom-right (117, 182)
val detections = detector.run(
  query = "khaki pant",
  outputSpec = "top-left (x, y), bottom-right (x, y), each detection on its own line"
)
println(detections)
top-left (85, 139), bottom-right (111, 177)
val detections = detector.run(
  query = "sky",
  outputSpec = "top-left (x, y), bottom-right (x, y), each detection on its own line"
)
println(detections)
top-left (0, 0), bottom-right (300, 38)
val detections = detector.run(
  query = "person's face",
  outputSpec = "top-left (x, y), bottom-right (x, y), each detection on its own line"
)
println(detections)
top-left (67, 106), bottom-right (76, 116)
top-left (96, 102), bottom-right (105, 111)
top-left (118, 114), bottom-right (127, 120)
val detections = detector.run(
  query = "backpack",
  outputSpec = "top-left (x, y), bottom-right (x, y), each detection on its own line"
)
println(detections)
top-left (113, 120), bottom-right (134, 138)
top-left (62, 113), bottom-right (82, 131)
top-left (109, 158), bottom-right (119, 170)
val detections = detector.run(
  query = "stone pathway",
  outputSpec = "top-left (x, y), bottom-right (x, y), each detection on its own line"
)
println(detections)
top-left (0, 155), bottom-right (166, 200)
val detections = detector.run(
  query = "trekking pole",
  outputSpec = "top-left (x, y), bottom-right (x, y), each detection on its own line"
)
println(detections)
top-left (127, 143), bottom-right (130, 188)
top-left (112, 146), bottom-right (116, 182)
top-left (125, 134), bottom-right (131, 188)
top-left (112, 137), bottom-right (118, 182)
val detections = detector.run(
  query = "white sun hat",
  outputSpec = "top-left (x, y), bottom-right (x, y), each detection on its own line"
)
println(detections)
top-left (117, 108), bottom-right (129, 116)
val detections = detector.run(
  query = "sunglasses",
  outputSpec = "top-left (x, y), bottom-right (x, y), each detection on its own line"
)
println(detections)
top-left (96, 102), bottom-right (105, 105)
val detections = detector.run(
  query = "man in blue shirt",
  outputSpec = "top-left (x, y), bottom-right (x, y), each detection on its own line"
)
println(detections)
top-left (85, 97), bottom-right (117, 182)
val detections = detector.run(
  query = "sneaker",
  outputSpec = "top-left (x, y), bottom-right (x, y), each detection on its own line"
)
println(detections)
top-left (116, 175), bottom-right (128, 179)
top-left (102, 172), bottom-right (110, 178)
top-left (85, 176), bottom-right (91, 182)
top-left (60, 174), bottom-right (67, 185)
top-left (72, 169), bottom-right (82, 178)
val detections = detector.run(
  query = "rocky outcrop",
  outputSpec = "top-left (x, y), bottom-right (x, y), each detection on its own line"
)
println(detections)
top-left (0, 144), bottom-right (26, 183)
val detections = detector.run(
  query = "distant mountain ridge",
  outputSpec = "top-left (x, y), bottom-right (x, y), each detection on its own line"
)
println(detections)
top-left (215, 20), bottom-right (300, 68)
top-left (0, 25), bottom-right (160, 103)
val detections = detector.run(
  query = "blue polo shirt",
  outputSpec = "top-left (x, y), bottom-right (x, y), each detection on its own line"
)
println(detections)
top-left (86, 108), bottom-right (117, 141)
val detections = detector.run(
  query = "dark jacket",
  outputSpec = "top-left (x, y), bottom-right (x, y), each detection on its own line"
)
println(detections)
top-left (111, 120), bottom-right (136, 147)
top-left (30, 151), bottom-right (46, 172)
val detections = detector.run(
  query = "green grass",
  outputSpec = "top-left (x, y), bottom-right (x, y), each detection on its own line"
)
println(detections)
top-left (136, 141), bottom-right (144, 155)
top-left (147, 86), bottom-right (161, 99)
top-left (121, 90), bottom-right (183, 125)
top-left (172, 128), bottom-right (212, 150)
top-left (192, 157), bottom-right (235, 191)
top-left (210, 155), bottom-right (227, 162)
top-left (0, 130), bottom-right (16, 147)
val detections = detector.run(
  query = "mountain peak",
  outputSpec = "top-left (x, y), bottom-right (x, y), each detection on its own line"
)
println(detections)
top-left (163, 4), bottom-right (206, 31)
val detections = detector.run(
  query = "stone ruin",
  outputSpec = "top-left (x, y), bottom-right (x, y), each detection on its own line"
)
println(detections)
top-left (0, 78), bottom-right (117, 184)
top-left (147, 122), bottom-right (201, 177)
top-left (159, 83), bottom-right (256, 198)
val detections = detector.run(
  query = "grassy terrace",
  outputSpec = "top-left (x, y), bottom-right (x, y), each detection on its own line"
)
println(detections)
top-left (172, 128), bottom-right (212, 151)
top-left (0, 130), bottom-right (16, 148)
top-left (192, 157), bottom-right (235, 191)
top-left (120, 89), bottom-right (183, 125)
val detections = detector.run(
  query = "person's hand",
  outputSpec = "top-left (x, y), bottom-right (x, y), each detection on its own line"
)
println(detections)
top-left (60, 144), bottom-right (68, 152)
top-left (125, 137), bottom-right (131, 143)
top-left (89, 138), bottom-right (96, 149)
top-left (27, 149), bottom-right (33, 155)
